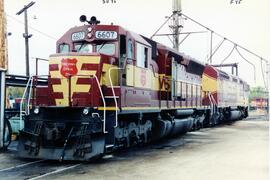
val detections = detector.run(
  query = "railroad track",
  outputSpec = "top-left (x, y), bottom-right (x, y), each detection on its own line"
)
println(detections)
top-left (0, 117), bottom-right (266, 180)
top-left (0, 159), bottom-right (81, 180)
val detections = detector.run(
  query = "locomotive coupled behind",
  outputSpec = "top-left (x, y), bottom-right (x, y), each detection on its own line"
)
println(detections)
top-left (17, 16), bottom-right (249, 161)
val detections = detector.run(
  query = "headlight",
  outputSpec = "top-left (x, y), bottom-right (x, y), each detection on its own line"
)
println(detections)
top-left (34, 107), bottom-right (39, 114)
top-left (83, 108), bottom-right (89, 115)
top-left (87, 33), bottom-right (92, 38)
top-left (87, 27), bottom-right (93, 32)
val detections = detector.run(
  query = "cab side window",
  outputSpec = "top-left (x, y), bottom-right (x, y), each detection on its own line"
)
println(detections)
top-left (120, 35), bottom-right (127, 67)
top-left (136, 42), bottom-right (148, 68)
top-left (127, 39), bottom-right (133, 59)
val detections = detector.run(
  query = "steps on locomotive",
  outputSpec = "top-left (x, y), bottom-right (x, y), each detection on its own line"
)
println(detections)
top-left (105, 144), bottom-right (114, 153)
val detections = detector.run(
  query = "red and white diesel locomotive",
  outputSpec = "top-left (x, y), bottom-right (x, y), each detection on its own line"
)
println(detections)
top-left (17, 16), bottom-right (249, 161)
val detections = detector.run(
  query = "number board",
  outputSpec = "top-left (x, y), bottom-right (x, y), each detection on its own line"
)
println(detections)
top-left (71, 31), bottom-right (85, 41)
top-left (95, 31), bottom-right (118, 40)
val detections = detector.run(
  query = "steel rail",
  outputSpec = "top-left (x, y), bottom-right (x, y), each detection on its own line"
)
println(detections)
top-left (27, 163), bottom-right (81, 180)
top-left (0, 160), bottom-right (45, 172)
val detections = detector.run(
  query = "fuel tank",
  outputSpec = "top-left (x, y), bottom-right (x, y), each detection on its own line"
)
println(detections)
top-left (153, 117), bottom-right (193, 139)
top-left (224, 110), bottom-right (242, 121)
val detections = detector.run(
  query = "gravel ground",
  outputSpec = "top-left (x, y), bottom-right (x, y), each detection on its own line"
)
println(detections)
top-left (51, 118), bottom-right (269, 180)
top-left (0, 116), bottom-right (268, 180)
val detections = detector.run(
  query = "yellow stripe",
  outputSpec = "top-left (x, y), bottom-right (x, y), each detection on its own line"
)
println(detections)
top-left (202, 73), bottom-right (217, 80)
top-left (101, 64), bottom-right (118, 86)
top-left (202, 73), bottom-right (217, 92)
top-left (49, 55), bottom-right (100, 64)
top-left (49, 55), bottom-right (101, 106)
top-left (97, 106), bottom-right (208, 111)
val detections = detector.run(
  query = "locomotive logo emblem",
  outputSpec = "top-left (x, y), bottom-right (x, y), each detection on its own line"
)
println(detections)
top-left (159, 76), bottom-right (171, 90)
top-left (140, 69), bottom-right (146, 86)
top-left (60, 58), bottom-right (78, 77)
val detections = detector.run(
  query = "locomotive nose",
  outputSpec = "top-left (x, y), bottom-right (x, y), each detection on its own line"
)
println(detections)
top-left (48, 54), bottom-right (102, 107)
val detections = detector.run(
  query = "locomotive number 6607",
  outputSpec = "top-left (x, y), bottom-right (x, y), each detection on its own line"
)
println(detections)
top-left (95, 30), bottom-right (117, 39)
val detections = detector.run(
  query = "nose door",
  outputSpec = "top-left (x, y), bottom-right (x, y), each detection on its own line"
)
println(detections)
top-left (49, 55), bottom-right (101, 106)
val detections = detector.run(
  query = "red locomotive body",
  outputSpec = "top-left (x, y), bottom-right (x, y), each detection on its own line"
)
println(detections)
top-left (17, 16), bottom-right (249, 161)
top-left (202, 65), bottom-right (249, 124)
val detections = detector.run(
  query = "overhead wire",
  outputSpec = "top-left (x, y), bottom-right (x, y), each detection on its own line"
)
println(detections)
top-left (180, 12), bottom-right (269, 63)
top-left (235, 46), bottom-right (256, 83)
top-left (178, 12), bottom-right (270, 89)
top-left (151, 13), bottom-right (174, 39)
top-left (205, 37), bottom-right (225, 63)
top-left (6, 14), bottom-right (57, 40)
top-left (220, 45), bottom-right (236, 65)
top-left (260, 59), bottom-right (267, 90)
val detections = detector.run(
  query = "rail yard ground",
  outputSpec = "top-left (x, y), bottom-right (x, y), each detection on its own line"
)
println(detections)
top-left (0, 111), bottom-right (269, 180)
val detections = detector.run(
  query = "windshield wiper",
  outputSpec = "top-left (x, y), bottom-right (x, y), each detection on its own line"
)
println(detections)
top-left (97, 42), bottom-right (106, 53)
top-left (77, 42), bottom-right (86, 52)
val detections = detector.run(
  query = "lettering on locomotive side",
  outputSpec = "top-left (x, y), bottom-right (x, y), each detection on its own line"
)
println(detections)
top-left (159, 76), bottom-right (171, 91)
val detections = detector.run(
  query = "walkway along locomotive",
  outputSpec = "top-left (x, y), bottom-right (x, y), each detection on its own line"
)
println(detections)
top-left (17, 16), bottom-right (249, 161)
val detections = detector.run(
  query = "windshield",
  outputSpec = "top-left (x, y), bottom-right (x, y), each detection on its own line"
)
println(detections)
top-left (73, 42), bottom-right (115, 55)
top-left (74, 43), bottom-right (93, 53)
top-left (97, 43), bottom-right (115, 55)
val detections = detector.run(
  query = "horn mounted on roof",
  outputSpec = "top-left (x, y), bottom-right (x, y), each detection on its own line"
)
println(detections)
top-left (79, 15), bottom-right (100, 25)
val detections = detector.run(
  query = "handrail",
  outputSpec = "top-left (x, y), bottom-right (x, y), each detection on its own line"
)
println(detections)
top-left (150, 64), bottom-right (158, 78)
top-left (19, 74), bottom-right (108, 133)
top-left (75, 74), bottom-right (107, 133)
top-left (92, 74), bottom-right (107, 133)
top-left (35, 58), bottom-right (49, 76)
top-left (19, 76), bottom-right (33, 130)
top-left (27, 76), bottom-right (34, 114)
top-left (208, 92), bottom-right (213, 109)
top-left (210, 93), bottom-right (217, 105)
top-left (108, 67), bottom-right (124, 128)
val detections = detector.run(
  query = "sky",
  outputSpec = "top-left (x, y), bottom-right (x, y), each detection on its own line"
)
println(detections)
top-left (4, 0), bottom-right (270, 88)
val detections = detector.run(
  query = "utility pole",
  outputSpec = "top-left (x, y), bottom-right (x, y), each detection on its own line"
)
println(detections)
top-left (16, 1), bottom-right (35, 77)
top-left (171, 0), bottom-right (182, 51)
